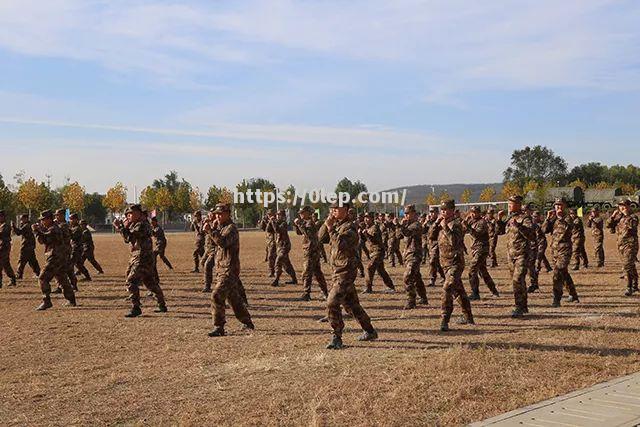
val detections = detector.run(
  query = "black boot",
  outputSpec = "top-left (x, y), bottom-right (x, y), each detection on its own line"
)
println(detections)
top-left (440, 319), bottom-right (449, 332)
top-left (299, 292), bottom-right (311, 301)
top-left (511, 307), bottom-right (525, 318)
top-left (201, 287), bottom-right (211, 293)
top-left (469, 290), bottom-right (480, 301)
top-left (36, 298), bottom-right (53, 311)
top-left (154, 304), bottom-right (168, 313)
top-left (124, 306), bottom-right (142, 318)
top-left (208, 327), bottom-right (226, 337)
top-left (326, 334), bottom-right (344, 349)
top-left (357, 330), bottom-right (378, 341)
top-left (552, 298), bottom-right (561, 307)
top-left (403, 300), bottom-right (416, 310)
top-left (527, 284), bottom-right (539, 293)
top-left (417, 297), bottom-right (429, 305)
top-left (241, 322), bottom-right (255, 331)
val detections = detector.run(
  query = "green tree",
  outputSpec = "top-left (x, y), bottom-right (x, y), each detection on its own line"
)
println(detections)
top-left (139, 186), bottom-right (157, 210)
top-left (83, 193), bottom-right (107, 224)
top-left (503, 145), bottom-right (568, 186)
top-left (235, 178), bottom-right (276, 227)
top-left (0, 174), bottom-right (16, 218)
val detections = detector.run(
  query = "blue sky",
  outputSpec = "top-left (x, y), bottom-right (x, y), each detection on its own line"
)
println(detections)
top-left (1, 0), bottom-right (639, 198)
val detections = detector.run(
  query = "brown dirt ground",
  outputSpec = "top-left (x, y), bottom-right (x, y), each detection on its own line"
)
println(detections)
top-left (1, 230), bottom-right (639, 426)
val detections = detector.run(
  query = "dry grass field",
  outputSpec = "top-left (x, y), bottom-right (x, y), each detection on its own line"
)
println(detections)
top-left (1, 229), bottom-right (640, 426)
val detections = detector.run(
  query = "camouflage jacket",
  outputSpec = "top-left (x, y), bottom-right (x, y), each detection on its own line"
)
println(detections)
top-left (152, 225), bottom-right (167, 250)
top-left (120, 220), bottom-right (154, 265)
top-left (258, 216), bottom-right (276, 243)
top-left (211, 220), bottom-right (240, 279)
top-left (70, 224), bottom-right (84, 254)
top-left (81, 227), bottom-right (95, 252)
top-left (502, 211), bottom-right (535, 259)
top-left (571, 217), bottom-right (585, 242)
top-left (542, 215), bottom-right (573, 258)
top-left (190, 219), bottom-right (205, 245)
top-left (56, 221), bottom-right (72, 256)
top-left (12, 222), bottom-right (35, 250)
top-left (607, 213), bottom-right (639, 252)
top-left (267, 218), bottom-right (291, 250)
top-left (587, 216), bottom-right (604, 240)
top-left (464, 217), bottom-right (490, 254)
top-left (431, 218), bottom-right (465, 268)
top-left (293, 218), bottom-right (321, 255)
top-left (399, 219), bottom-right (422, 261)
top-left (34, 223), bottom-right (64, 263)
top-left (0, 222), bottom-right (11, 252)
top-left (362, 223), bottom-right (385, 258)
top-left (318, 218), bottom-right (358, 278)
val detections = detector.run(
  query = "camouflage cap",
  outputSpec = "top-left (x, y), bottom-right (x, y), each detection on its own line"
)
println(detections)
top-left (39, 209), bottom-right (53, 220)
top-left (69, 213), bottom-right (79, 220)
top-left (429, 206), bottom-right (439, 213)
top-left (55, 208), bottom-right (66, 216)
top-left (618, 198), bottom-right (632, 206)
top-left (404, 204), bottom-right (417, 214)
top-left (508, 195), bottom-right (524, 203)
top-left (554, 197), bottom-right (568, 206)
top-left (329, 200), bottom-right (351, 209)
top-left (129, 204), bottom-right (143, 213)
top-left (470, 206), bottom-right (481, 213)
top-left (299, 205), bottom-right (314, 214)
top-left (213, 203), bottom-right (231, 213)
top-left (440, 199), bottom-right (455, 210)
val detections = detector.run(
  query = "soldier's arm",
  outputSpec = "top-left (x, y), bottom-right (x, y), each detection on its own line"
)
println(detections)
top-left (211, 225), bottom-right (239, 248)
top-left (333, 225), bottom-right (358, 252)
top-left (317, 222), bottom-right (330, 244)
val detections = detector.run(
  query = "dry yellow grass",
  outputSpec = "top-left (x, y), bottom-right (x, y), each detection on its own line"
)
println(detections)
top-left (1, 230), bottom-right (640, 426)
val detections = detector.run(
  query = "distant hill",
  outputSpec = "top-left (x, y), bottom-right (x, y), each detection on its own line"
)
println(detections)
top-left (372, 183), bottom-right (503, 209)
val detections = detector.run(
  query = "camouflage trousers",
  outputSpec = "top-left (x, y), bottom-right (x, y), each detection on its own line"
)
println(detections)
top-left (0, 249), bottom-right (16, 285)
top-left (489, 235), bottom-right (499, 267)
top-left (428, 244), bottom-right (445, 284)
top-left (202, 252), bottom-right (215, 290)
top-left (154, 246), bottom-right (173, 270)
top-left (552, 251), bottom-right (577, 300)
top-left (193, 242), bottom-right (205, 271)
top-left (355, 250), bottom-right (365, 277)
top-left (17, 247), bottom-right (40, 278)
top-left (72, 248), bottom-right (91, 280)
top-left (327, 271), bottom-right (374, 338)
top-left (441, 262), bottom-right (472, 323)
top-left (507, 253), bottom-right (529, 311)
top-left (319, 244), bottom-right (328, 263)
top-left (365, 254), bottom-right (395, 291)
top-left (211, 274), bottom-right (252, 328)
top-left (40, 256), bottom-right (75, 303)
top-left (275, 246), bottom-right (297, 282)
top-left (468, 250), bottom-right (498, 296)
top-left (527, 251), bottom-right (539, 287)
top-left (619, 247), bottom-right (639, 289)
top-left (571, 239), bottom-right (589, 269)
top-left (61, 251), bottom-right (78, 290)
top-left (593, 237), bottom-right (604, 267)
top-left (265, 238), bottom-right (276, 274)
top-left (126, 260), bottom-right (166, 309)
top-left (421, 242), bottom-right (430, 264)
top-left (403, 256), bottom-right (427, 304)
top-left (81, 248), bottom-right (104, 273)
top-left (360, 243), bottom-right (370, 260)
top-left (387, 239), bottom-right (403, 266)
top-left (536, 243), bottom-right (551, 272)
top-left (301, 251), bottom-right (328, 296)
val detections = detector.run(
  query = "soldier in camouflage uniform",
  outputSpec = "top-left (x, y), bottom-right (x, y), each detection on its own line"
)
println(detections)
top-left (11, 213), bottom-right (40, 279)
top-left (313, 212), bottom-right (329, 263)
top-left (524, 205), bottom-right (539, 294)
top-left (543, 198), bottom-right (580, 306)
top-left (399, 205), bottom-right (428, 309)
top-left (54, 209), bottom-right (78, 292)
top-left (349, 208), bottom-right (366, 278)
top-left (420, 213), bottom-right (430, 264)
top-left (293, 205), bottom-right (328, 301)
top-left (79, 220), bottom-right (103, 274)
top-left (532, 211), bottom-right (552, 275)
top-left (429, 200), bottom-right (473, 332)
top-left (361, 212), bottom-right (395, 294)
top-left (0, 210), bottom-right (17, 288)
top-left (268, 209), bottom-right (298, 286)
top-left (200, 210), bottom-right (217, 293)
top-left (486, 207), bottom-right (500, 267)
top-left (69, 213), bottom-right (92, 281)
top-left (498, 195), bottom-right (535, 318)
top-left (425, 207), bottom-right (446, 287)
top-left (607, 199), bottom-right (639, 296)
top-left (190, 211), bottom-right (205, 273)
top-left (206, 203), bottom-right (254, 337)
top-left (258, 209), bottom-right (277, 276)
top-left (114, 204), bottom-right (167, 318)
top-left (32, 210), bottom-right (76, 310)
top-left (320, 201), bottom-right (377, 349)
top-left (463, 206), bottom-right (499, 300)
top-left (150, 216), bottom-right (173, 271)
top-left (569, 209), bottom-right (589, 270)
top-left (587, 207), bottom-right (605, 267)
top-left (386, 213), bottom-right (404, 267)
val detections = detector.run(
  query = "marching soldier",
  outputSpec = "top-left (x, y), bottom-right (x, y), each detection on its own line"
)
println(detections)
top-left (32, 210), bottom-right (76, 309)
top-left (313, 212), bottom-right (329, 263)
top-left (430, 199), bottom-right (473, 332)
top-left (361, 212), bottom-right (395, 293)
top-left (114, 204), bottom-right (168, 317)
top-left (463, 206), bottom-right (499, 300)
top-left (607, 199), bottom-right (639, 296)
top-left (293, 205), bottom-right (328, 301)
top-left (498, 195), bottom-right (535, 318)
top-left (425, 207), bottom-right (446, 287)
top-left (349, 208), bottom-right (366, 278)
top-left (54, 209), bottom-right (78, 292)
top-left (69, 213), bottom-right (92, 281)
top-left (201, 210), bottom-right (217, 293)
top-left (79, 220), bottom-right (104, 274)
top-left (420, 212), bottom-right (430, 264)
top-left (11, 214), bottom-right (40, 279)
top-left (0, 210), bottom-right (17, 287)
top-left (587, 207), bottom-right (605, 267)
top-left (399, 204), bottom-right (428, 309)
top-left (532, 211), bottom-right (552, 275)
top-left (319, 201), bottom-right (377, 349)
top-left (386, 213), bottom-right (403, 267)
top-left (150, 217), bottom-right (174, 271)
top-left (190, 211), bottom-right (205, 273)
top-left (524, 205), bottom-right (539, 294)
top-left (569, 209), bottom-right (589, 270)
top-left (486, 207), bottom-right (500, 268)
top-left (205, 203), bottom-right (254, 337)
top-left (268, 209), bottom-right (298, 286)
top-left (258, 209), bottom-right (277, 276)
top-left (543, 198), bottom-right (580, 306)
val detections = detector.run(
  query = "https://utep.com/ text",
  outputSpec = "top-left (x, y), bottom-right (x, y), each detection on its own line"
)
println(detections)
top-left (233, 188), bottom-right (408, 208)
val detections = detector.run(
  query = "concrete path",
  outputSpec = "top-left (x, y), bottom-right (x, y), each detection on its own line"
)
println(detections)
top-left (471, 373), bottom-right (640, 427)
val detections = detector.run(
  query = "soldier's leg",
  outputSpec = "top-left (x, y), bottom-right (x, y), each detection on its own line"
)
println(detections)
top-left (403, 265), bottom-right (417, 308)
top-left (320, 244), bottom-right (328, 263)
top-left (237, 279), bottom-right (248, 305)
top-left (490, 238), bottom-right (498, 267)
top-left (552, 267), bottom-right (564, 304)
top-left (395, 245), bottom-right (404, 266)
top-left (87, 252), bottom-right (104, 273)
top-left (37, 265), bottom-right (55, 308)
top-left (361, 244), bottom-right (370, 260)
top-left (377, 260), bottom-right (395, 291)
top-left (327, 280), bottom-right (347, 338)
top-left (211, 279), bottom-right (230, 330)
top-left (563, 269), bottom-right (579, 299)
top-left (282, 251), bottom-right (298, 282)
top-left (268, 243), bottom-right (277, 275)
top-left (343, 285), bottom-right (375, 334)
top-left (356, 253), bottom-right (365, 278)
top-left (595, 239), bottom-right (604, 267)
top-left (541, 252), bottom-right (552, 272)
top-left (511, 256), bottom-right (528, 314)
top-left (66, 258), bottom-right (78, 291)
top-left (571, 243), bottom-right (580, 270)
top-left (29, 251), bottom-right (41, 276)
top-left (468, 253), bottom-right (481, 299)
top-left (17, 249), bottom-right (28, 279)
top-left (264, 241), bottom-right (269, 262)
top-left (580, 242), bottom-right (589, 268)
top-left (428, 252), bottom-right (439, 286)
top-left (364, 258), bottom-right (376, 292)
top-left (452, 267), bottom-right (473, 323)
top-left (192, 246), bottom-right (201, 272)
top-left (478, 253), bottom-right (498, 295)
top-left (203, 254), bottom-right (214, 292)
top-left (55, 269), bottom-right (76, 305)
top-left (0, 251), bottom-right (17, 286)
top-left (75, 253), bottom-right (91, 280)
top-left (273, 249), bottom-right (285, 283)
top-left (414, 261), bottom-right (428, 303)
top-left (440, 266), bottom-right (455, 328)
top-left (301, 256), bottom-right (313, 296)
top-left (312, 257), bottom-right (328, 296)
top-left (388, 241), bottom-right (396, 266)
top-left (228, 282), bottom-right (253, 326)
top-left (622, 251), bottom-right (635, 296)
top-left (527, 254), bottom-right (538, 288)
